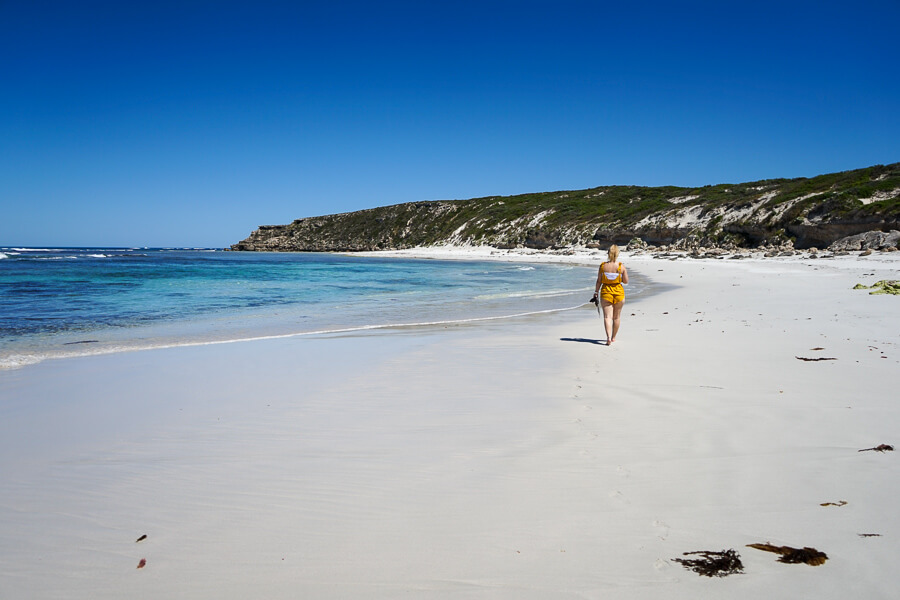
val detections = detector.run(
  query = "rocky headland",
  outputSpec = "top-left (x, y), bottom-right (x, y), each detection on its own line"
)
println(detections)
top-left (231, 163), bottom-right (900, 255)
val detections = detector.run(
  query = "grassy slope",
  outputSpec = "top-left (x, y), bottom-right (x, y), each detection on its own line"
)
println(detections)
top-left (238, 163), bottom-right (900, 250)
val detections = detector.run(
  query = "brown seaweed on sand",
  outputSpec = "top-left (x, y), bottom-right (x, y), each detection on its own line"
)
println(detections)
top-left (136, 558), bottom-right (147, 569)
top-left (673, 549), bottom-right (744, 577)
top-left (858, 444), bottom-right (894, 453)
top-left (820, 500), bottom-right (848, 507)
top-left (795, 356), bottom-right (837, 361)
top-left (747, 543), bottom-right (828, 566)
top-left (135, 534), bottom-right (147, 543)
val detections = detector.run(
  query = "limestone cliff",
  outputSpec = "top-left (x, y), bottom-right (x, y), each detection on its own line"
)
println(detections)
top-left (231, 163), bottom-right (900, 252)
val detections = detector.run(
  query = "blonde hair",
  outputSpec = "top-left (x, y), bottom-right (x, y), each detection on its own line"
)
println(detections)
top-left (607, 244), bottom-right (620, 263)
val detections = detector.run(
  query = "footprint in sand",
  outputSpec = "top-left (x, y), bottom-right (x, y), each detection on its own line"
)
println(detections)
top-left (616, 465), bottom-right (630, 478)
top-left (652, 519), bottom-right (670, 541)
top-left (610, 490), bottom-right (630, 505)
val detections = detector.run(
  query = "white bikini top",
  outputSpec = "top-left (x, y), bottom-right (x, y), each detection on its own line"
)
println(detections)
top-left (601, 262), bottom-right (623, 285)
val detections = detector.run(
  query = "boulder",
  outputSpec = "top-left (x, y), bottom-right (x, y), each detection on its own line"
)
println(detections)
top-left (828, 230), bottom-right (900, 251)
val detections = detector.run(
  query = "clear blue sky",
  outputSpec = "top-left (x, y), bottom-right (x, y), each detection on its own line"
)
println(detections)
top-left (2, 0), bottom-right (898, 247)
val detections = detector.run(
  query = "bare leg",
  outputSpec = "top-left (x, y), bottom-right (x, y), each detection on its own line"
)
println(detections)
top-left (600, 299), bottom-right (614, 345)
top-left (610, 301), bottom-right (624, 342)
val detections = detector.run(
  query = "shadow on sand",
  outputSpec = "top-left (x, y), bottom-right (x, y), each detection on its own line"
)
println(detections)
top-left (560, 337), bottom-right (606, 346)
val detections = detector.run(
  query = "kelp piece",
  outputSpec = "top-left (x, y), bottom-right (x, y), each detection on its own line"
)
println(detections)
top-left (853, 280), bottom-right (900, 295)
top-left (796, 356), bottom-right (837, 361)
top-left (858, 444), bottom-right (894, 452)
top-left (673, 549), bottom-right (744, 577)
top-left (747, 543), bottom-right (828, 566)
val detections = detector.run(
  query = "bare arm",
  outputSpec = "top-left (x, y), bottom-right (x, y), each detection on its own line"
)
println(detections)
top-left (594, 268), bottom-right (603, 295)
top-left (621, 265), bottom-right (629, 284)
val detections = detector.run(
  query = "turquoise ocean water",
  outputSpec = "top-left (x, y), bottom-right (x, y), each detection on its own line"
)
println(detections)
top-left (0, 247), bottom-right (628, 369)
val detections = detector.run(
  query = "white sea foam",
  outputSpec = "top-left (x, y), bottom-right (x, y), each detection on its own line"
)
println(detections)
top-left (0, 253), bottom-right (8, 260)
top-left (473, 287), bottom-right (588, 301)
top-left (0, 354), bottom-right (47, 369)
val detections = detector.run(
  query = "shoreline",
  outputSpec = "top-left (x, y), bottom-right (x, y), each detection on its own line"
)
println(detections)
top-left (0, 248), bottom-right (897, 598)
top-left (1, 249), bottom-right (638, 372)
top-left (0, 250), bottom-right (602, 371)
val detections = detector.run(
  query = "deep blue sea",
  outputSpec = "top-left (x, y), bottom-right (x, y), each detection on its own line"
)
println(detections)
top-left (0, 247), bottom-right (614, 369)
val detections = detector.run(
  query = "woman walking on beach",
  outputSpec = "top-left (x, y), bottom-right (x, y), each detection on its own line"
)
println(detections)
top-left (593, 244), bottom-right (629, 345)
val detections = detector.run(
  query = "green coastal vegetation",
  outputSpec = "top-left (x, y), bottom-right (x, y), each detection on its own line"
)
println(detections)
top-left (232, 163), bottom-right (900, 252)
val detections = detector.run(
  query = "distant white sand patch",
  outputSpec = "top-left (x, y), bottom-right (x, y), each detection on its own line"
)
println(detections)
top-left (717, 190), bottom-right (778, 224)
top-left (527, 209), bottom-right (554, 228)
top-left (794, 191), bottom-right (827, 202)
top-left (666, 195), bottom-right (699, 204)
top-left (632, 188), bottom-right (825, 231)
top-left (764, 192), bottom-right (823, 221)
top-left (634, 204), bottom-right (711, 230)
top-left (860, 188), bottom-right (900, 205)
top-left (667, 205), bottom-right (707, 229)
top-left (447, 222), bottom-right (471, 245)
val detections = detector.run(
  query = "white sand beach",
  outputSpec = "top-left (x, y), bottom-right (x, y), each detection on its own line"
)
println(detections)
top-left (1, 250), bottom-right (898, 599)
